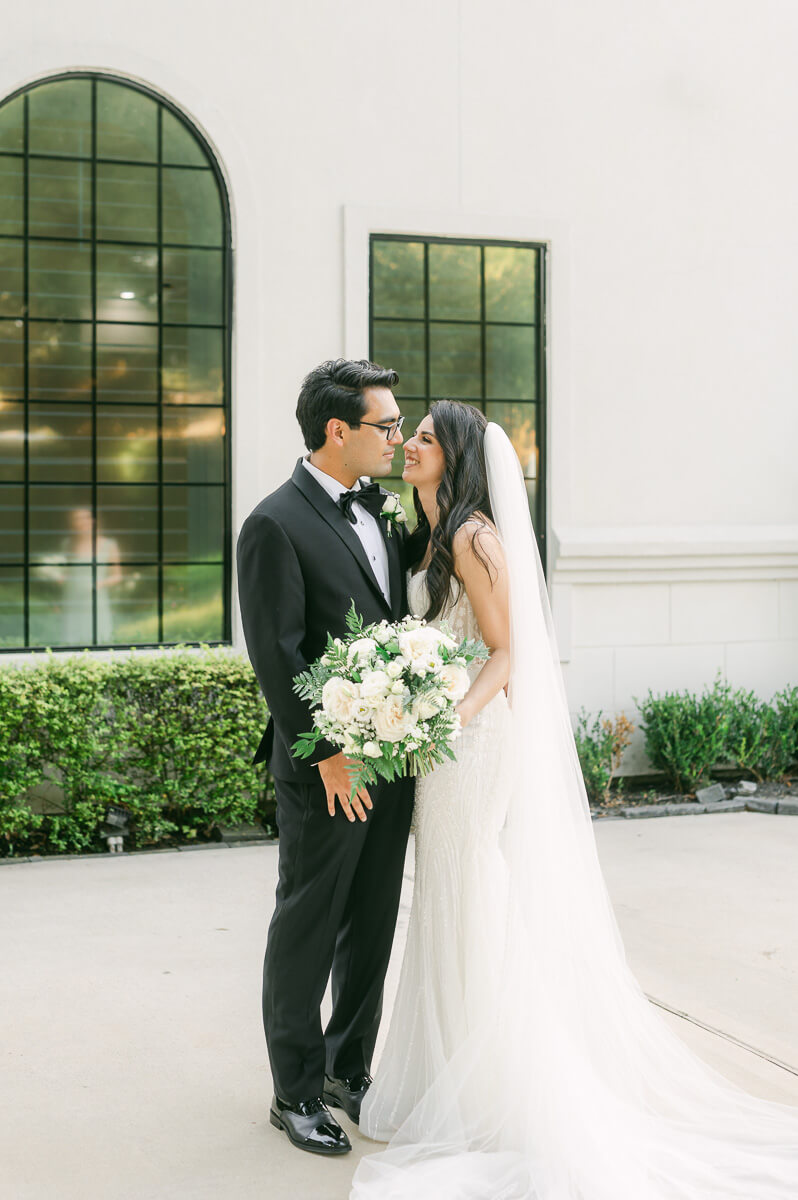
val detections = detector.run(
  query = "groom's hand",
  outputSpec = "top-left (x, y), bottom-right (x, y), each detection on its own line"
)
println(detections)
top-left (317, 753), bottom-right (373, 822)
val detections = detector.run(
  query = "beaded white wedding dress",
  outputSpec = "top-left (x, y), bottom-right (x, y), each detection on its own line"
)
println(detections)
top-left (351, 422), bottom-right (798, 1200)
top-left (360, 566), bottom-right (514, 1140)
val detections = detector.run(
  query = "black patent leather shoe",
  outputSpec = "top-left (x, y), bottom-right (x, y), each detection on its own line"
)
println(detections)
top-left (269, 1095), bottom-right (351, 1155)
top-left (322, 1072), bottom-right (373, 1124)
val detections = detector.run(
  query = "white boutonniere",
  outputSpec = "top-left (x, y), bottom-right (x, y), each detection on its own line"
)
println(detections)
top-left (380, 492), bottom-right (408, 537)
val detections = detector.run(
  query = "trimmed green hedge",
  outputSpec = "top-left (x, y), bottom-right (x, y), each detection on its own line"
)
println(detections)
top-left (0, 648), bottom-right (272, 857)
top-left (635, 675), bottom-right (798, 794)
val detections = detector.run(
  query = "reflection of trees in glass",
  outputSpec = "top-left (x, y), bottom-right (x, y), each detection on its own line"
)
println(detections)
top-left (0, 73), bottom-right (230, 650)
top-left (370, 236), bottom-right (544, 548)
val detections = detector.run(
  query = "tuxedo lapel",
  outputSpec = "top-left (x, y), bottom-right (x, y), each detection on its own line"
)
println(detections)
top-left (290, 460), bottom-right (391, 615)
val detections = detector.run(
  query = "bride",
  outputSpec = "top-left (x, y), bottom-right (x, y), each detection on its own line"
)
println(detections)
top-left (350, 401), bottom-right (798, 1198)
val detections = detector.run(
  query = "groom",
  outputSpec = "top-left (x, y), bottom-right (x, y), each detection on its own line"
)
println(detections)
top-left (236, 359), bottom-right (414, 1156)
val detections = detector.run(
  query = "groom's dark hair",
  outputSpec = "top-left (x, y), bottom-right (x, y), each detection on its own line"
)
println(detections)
top-left (296, 358), bottom-right (399, 451)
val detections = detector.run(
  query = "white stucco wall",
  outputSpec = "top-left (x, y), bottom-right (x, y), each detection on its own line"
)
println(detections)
top-left (1, 0), bottom-right (796, 764)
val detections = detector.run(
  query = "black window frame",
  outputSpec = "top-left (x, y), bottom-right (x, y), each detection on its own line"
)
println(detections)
top-left (0, 71), bottom-right (233, 654)
top-left (368, 232), bottom-right (547, 575)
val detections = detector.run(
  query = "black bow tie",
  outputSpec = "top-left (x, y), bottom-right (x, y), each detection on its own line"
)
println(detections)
top-left (337, 481), bottom-right (384, 524)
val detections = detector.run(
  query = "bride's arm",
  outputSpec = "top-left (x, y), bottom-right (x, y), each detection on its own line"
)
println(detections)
top-left (452, 522), bottom-right (511, 729)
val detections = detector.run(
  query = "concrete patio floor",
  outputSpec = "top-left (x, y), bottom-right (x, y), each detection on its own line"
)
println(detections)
top-left (2, 811), bottom-right (797, 1200)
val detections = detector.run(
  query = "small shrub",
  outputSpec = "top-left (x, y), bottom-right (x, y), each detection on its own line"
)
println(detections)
top-left (574, 708), bottom-right (634, 805)
top-left (635, 674), bottom-right (732, 794)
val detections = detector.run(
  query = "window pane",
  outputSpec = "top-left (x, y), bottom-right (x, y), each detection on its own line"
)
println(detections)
top-left (485, 402), bottom-right (538, 478)
top-left (97, 484), bottom-right (158, 561)
top-left (96, 162), bottom-right (157, 242)
top-left (29, 322), bottom-right (92, 402)
top-left (29, 486), bottom-right (93, 561)
top-left (0, 95), bottom-right (24, 153)
top-left (162, 327), bottom-right (223, 404)
top-left (372, 241), bottom-right (424, 319)
top-left (162, 167), bottom-right (222, 247)
top-left (29, 404), bottom-right (92, 482)
top-left (485, 246), bottom-right (536, 323)
top-left (29, 564), bottom-right (93, 646)
top-left (0, 154), bottom-right (23, 236)
top-left (163, 485), bottom-right (224, 561)
top-left (162, 108), bottom-right (207, 166)
top-left (28, 78), bottom-right (92, 157)
top-left (0, 565), bottom-right (24, 646)
top-left (97, 406), bottom-right (158, 483)
top-left (485, 325), bottom-right (536, 400)
top-left (29, 157), bottom-right (92, 239)
top-left (0, 320), bottom-right (24, 400)
top-left (428, 243), bottom-right (480, 320)
top-left (0, 240), bottom-right (24, 317)
top-left (29, 241), bottom-right (93, 320)
top-left (429, 323), bottom-right (481, 397)
top-left (96, 245), bottom-right (159, 323)
top-left (0, 403), bottom-right (24, 482)
top-left (96, 81), bottom-right (158, 162)
top-left (371, 321), bottom-right (425, 397)
top-left (97, 324), bottom-right (158, 403)
top-left (162, 407), bottom-right (224, 483)
top-left (162, 248), bottom-right (223, 325)
top-left (163, 563), bottom-right (223, 641)
top-left (0, 485), bottom-right (23, 558)
top-left (104, 565), bottom-right (159, 645)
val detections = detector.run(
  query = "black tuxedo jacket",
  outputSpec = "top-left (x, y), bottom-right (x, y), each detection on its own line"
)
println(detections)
top-left (236, 459), bottom-right (409, 781)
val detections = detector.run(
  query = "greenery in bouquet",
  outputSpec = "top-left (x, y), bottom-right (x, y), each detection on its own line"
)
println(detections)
top-left (292, 602), bottom-right (488, 797)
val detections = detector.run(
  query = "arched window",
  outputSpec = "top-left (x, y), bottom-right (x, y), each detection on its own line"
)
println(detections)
top-left (0, 73), bottom-right (231, 650)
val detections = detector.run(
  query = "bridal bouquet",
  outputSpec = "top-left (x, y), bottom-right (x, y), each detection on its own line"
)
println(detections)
top-left (292, 602), bottom-right (488, 796)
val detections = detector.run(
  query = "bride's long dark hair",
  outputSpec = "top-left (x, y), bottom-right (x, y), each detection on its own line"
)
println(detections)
top-left (405, 400), bottom-right (495, 621)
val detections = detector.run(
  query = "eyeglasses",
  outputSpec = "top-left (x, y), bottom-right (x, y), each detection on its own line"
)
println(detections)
top-left (351, 415), bottom-right (405, 440)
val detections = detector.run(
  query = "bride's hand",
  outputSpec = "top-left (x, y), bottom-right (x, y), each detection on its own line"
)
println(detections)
top-left (455, 699), bottom-right (475, 729)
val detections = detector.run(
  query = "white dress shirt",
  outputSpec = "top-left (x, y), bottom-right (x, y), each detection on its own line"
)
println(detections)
top-left (301, 456), bottom-right (391, 606)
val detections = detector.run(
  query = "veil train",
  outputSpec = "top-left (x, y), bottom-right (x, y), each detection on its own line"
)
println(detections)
top-left (351, 422), bottom-right (798, 1199)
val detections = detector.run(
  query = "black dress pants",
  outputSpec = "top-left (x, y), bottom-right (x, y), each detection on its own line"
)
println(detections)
top-left (262, 771), bottom-right (413, 1103)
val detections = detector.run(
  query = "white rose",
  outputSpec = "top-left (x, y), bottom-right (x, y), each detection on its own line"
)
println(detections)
top-left (373, 623), bottom-right (392, 645)
top-left (413, 696), bottom-right (438, 721)
top-left (398, 626), bottom-right (445, 668)
top-left (402, 617), bottom-right (422, 630)
top-left (381, 495), bottom-right (399, 514)
top-left (347, 637), bottom-right (377, 666)
top-left (322, 677), bottom-right (361, 723)
top-left (385, 659), bottom-right (404, 679)
top-left (438, 663), bottom-right (470, 702)
top-left (362, 741), bottom-right (381, 758)
top-left (395, 507), bottom-right (407, 524)
top-left (373, 694), bottom-right (417, 743)
top-left (390, 680), bottom-right (405, 695)
top-left (359, 669), bottom-right (391, 701)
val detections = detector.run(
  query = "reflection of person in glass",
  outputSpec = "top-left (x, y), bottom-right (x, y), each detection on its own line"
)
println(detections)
top-left (61, 508), bottom-right (122, 644)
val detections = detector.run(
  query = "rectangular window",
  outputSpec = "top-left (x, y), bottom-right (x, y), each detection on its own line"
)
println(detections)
top-left (370, 235), bottom-right (546, 569)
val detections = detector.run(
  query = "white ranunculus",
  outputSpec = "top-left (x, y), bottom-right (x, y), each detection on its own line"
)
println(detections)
top-left (438, 662), bottom-right (471, 702)
top-left (362, 741), bottom-right (381, 758)
top-left (359, 669), bottom-right (391, 701)
top-left (347, 637), bottom-right (378, 666)
top-left (321, 676), bottom-right (361, 723)
top-left (373, 694), bottom-right (417, 743)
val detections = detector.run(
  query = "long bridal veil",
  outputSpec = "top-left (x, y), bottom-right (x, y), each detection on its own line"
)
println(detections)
top-left (351, 422), bottom-right (798, 1199)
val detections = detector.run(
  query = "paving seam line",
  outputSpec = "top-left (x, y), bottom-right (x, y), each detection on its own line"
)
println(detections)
top-left (646, 994), bottom-right (798, 1078)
